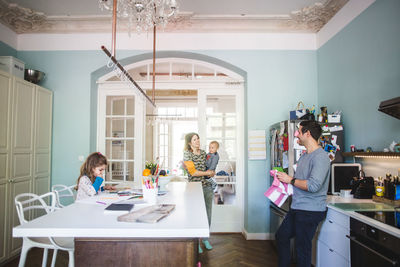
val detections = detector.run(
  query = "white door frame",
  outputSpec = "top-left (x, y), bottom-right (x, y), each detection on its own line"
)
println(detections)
top-left (198, 86), bottom-right (244, 232)
top-left (97, 83), bottom-right (146, 187)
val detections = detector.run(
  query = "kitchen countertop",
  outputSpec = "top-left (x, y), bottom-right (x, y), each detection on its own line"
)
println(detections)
top-left (13, 182), bottom-right (209, 238)
top-left (327, 196), bottom-right (400, 238)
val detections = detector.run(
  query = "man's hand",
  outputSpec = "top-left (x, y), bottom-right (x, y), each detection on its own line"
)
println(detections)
top-left (276, 171), bottom-right (293, 184)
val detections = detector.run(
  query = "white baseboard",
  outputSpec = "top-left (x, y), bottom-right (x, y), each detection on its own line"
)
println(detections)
top-left (242, 229), bottom-right (275, 240)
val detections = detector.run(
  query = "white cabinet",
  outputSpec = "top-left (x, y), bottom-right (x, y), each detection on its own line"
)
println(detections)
top-left (0, 70), bottom-right (52, 264)
top-left (317, 208), bottom-right (350, 267)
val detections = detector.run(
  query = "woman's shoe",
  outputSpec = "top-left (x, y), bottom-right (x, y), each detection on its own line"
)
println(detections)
top-left (202, 240), bottom-right (213, 250)
top-left (198, 244), bottom-right (203, 254)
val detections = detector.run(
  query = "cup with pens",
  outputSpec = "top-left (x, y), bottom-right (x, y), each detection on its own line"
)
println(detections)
top-left (142, 176), bottom-right (158, 204)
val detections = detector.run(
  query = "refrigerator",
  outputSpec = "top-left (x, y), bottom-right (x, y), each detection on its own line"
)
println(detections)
top-left (268, 120), bottom-right (344, 264)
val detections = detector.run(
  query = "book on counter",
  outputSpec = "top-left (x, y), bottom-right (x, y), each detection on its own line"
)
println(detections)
top-left (104, 200), bottom-right (135, 214)
top-left (117, 204), bottom-right (176, 223)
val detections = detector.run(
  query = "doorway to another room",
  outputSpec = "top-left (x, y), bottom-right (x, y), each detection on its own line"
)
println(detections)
top-left (97, 57), bottom-right (244, 232)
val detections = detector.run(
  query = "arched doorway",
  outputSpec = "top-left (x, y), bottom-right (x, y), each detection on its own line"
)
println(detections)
top-left (94, 53), bottom-right (246, 232)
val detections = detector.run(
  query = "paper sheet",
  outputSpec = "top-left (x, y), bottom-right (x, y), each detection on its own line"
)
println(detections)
top-left (248, 130), bottom-right (266, 160)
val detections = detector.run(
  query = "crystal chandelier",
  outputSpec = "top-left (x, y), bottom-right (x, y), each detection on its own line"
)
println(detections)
top-left (99, 0), bottom-right (178, 32)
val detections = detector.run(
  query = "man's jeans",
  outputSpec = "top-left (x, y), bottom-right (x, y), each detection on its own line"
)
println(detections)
top-left (276, 208), bottom-right (326, 267)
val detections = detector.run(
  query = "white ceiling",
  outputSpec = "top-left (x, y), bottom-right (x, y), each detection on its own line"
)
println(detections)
top-left (0, 0), bottom-right (349, 34)
top-left (7, 0), bottom-right (327, 16)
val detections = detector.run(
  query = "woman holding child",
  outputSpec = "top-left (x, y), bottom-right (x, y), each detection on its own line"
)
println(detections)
top-left (183, 132), bottom-right (215, 253)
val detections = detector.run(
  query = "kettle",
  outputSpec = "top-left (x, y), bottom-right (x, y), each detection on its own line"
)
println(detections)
top-left (350, 170), bottom-right (375, 199)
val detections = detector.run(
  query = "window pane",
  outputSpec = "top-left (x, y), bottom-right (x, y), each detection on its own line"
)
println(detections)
top-left (127, 97), bottom-right (135, 115)
top-left (126, 140), bottom-right (134, 160)
top-left (111, 161), bottom-right (125, 180)
top-left (126, 118), bottom-right (134, 138)
top-left (160, 136), bottom-right (165, 146)
top-left (226, 129), bottom-right (236, 138)
top-left (208, 117), bottom-right (222, 126)
top-left (207, 128), bottom-right (222, 138)
top-left (107, 96), bottom-right (125, 115)
top-left (158, 107), bottom-right (167, 115)
top-left (127, 161), bottom-right (134, 181)
top-left (224, 140), bottom-right (236, 158)
top-left (106, 119), bottom-right (124, 138)
top-left (108, 140), bottom-right (124, 160)
top-left (226, 117), bottom-right (236, 126)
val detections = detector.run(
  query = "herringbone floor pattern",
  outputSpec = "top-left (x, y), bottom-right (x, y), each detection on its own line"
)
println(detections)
top-left (3, 234), bottom-right (281, 267)
top-left (199, 234), bottom-right (278, 267)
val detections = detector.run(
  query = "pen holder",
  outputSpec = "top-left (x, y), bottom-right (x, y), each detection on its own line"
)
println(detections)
top-left (142, 186), bottom-right (158, 205)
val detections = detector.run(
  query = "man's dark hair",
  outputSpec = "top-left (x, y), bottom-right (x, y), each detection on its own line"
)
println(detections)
top-left (300, 120), bottom-right (322, 141)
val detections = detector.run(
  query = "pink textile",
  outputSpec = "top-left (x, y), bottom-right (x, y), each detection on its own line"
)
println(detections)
top-left (264, 170), bottom-right (293, 207)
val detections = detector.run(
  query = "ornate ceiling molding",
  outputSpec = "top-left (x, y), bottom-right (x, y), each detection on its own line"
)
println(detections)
top-left (0, 0), bottom-right (51, 33)
top-left (0, 0), bottom-right (348, 34)
top-left (288, 0), bottom-right (349, 32)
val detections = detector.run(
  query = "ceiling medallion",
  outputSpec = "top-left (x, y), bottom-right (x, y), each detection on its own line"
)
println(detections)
top-left (0, 0), bottom-right (50, 33)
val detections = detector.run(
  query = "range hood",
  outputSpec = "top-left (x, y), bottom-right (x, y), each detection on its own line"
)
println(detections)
top-left (378, 96), bottom-right (400, 119)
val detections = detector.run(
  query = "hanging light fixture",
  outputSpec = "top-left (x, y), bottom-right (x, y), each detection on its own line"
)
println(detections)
top-left (99, 0), bottom-right (179, 32)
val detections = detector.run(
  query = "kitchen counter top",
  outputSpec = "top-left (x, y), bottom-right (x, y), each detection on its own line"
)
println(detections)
top-left (13, 182), bottom-right (209, 238)
top-left (327, 196), bottom-right (400, 238)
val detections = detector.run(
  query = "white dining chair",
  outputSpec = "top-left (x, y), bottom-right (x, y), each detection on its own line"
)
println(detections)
top-left (15, 192), bottom-right (74, 267)
top-left (51, 184), bottom-right (76, 208)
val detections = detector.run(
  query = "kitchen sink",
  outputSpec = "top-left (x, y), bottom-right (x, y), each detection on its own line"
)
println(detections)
top-left (330, 202), bottom-right (395, 211)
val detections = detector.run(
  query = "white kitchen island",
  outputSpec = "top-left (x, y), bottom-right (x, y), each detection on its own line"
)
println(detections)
top-left (13, 182), bottom-right (209, 267)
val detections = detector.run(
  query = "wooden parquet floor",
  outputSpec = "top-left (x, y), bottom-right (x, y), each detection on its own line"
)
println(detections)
top-left (3, 234), bottom-right (280, 267)
top-left (199, 234), bottom-right (278, 267)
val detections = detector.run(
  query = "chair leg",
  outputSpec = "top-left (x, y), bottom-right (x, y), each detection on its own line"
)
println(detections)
top-left (18, 243), bottom-right (31, 267)
top-left (68, 250), bottom-right (75, 267)
top-left (42, 248), bottom-right (48, 267)
top-left (51, 249), bottom-right (58, 267)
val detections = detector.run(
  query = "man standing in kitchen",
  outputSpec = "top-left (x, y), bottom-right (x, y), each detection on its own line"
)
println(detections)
top-left (275, 120), bottom-right (330, 267)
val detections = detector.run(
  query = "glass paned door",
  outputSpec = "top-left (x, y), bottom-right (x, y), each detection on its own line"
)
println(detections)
top-left (198, 88), bottom-right (244, 232)
top-left (97, 86), bottom-right (144, 186)
top-left (205, 95), bottom-right (237, 205)
top-left (105, 96), bottom-right (135, 181)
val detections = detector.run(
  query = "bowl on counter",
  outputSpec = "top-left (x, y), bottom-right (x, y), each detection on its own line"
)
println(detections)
top-left (24, 69), bottom-right (45, 84)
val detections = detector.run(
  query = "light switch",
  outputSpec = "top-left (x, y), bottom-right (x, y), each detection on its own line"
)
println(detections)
top-left (78, 155), bottom-right (84, 162)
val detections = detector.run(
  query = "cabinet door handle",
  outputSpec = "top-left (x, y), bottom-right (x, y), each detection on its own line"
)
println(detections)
top-left (329, 248), bottom-right (334, 252)
top-left (328, 219), bottom-right (333, 223)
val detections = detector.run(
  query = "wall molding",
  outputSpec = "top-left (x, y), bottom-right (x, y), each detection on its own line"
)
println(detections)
top-left (16, 32), bottom-right (317, 51)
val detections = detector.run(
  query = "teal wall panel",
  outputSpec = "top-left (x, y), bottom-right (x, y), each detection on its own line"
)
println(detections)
top-left (0, 41), bottom-right (17, 57)
top-left (317, 0), bottom-right (400, 152)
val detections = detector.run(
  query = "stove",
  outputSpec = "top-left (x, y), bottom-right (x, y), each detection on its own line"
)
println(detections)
top-left (355, 211), bottom-right (400, 229)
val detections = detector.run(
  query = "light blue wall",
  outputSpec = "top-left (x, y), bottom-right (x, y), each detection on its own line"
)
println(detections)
top-left (317, 0), bottom-right (400, 152)
top-left (0, 41), bottom-right (17, 57)
top-left (0, 44), bottom-right (318, 233)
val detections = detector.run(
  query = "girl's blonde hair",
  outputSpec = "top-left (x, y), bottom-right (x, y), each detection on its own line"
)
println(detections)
top-left (76, 152), bottom-right (108, 189)
top-left (184, 132), bottom-right (199, 152)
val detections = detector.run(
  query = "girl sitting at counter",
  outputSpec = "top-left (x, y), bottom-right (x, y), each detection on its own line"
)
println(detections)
top-left (76, 152), bottom-right (115, 200)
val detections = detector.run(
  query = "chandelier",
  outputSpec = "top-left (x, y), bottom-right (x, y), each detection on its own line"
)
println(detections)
top-left (99, 0), bottom-right (178, 32)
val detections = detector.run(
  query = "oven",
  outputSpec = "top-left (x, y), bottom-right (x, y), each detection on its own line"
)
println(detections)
top-left (348, 217), bottom-right (400, 267)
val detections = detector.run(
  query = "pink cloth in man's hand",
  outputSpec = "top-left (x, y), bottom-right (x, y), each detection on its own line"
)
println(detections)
top-left (264, 170), bottom-right (293, 207)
